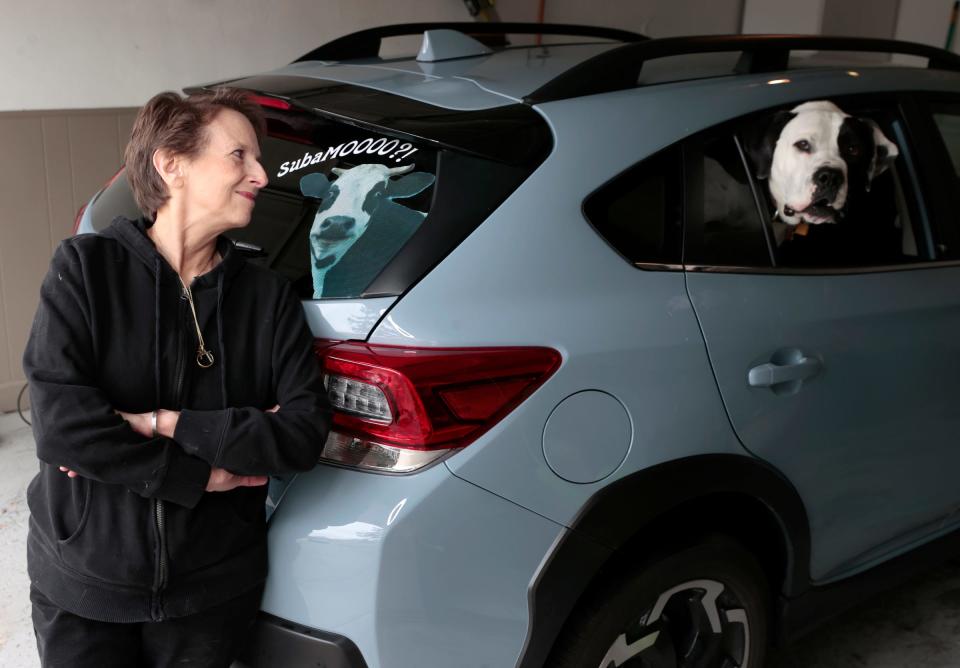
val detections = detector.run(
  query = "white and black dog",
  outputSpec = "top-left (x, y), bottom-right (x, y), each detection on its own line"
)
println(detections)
top-left (745, 100), bottom-right (899, 229)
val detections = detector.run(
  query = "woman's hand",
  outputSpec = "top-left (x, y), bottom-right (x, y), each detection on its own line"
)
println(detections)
top-left (116, 409), bottom-right (182, 438)
top-left (116, 410), bottom-right (153, 438)
top-left (204, 407), bottom-right (276, 492)
top-left (206, 468), bottom-right (268, 492)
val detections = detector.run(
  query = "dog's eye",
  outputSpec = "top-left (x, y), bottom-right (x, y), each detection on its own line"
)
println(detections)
top-left (845, 145), bottom-right (861, 157)
top-left (794, 140), bottom-right (812, 153)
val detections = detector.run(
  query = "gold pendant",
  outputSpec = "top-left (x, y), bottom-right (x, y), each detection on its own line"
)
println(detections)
top-left (197, 348), bottom-right (215, 368)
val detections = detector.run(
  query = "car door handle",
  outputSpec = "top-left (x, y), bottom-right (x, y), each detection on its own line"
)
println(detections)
top-left (748, 356), bottom-right (822, 388)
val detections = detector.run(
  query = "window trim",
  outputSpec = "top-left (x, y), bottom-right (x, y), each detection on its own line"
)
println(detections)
top-left (684, 259), bottom-right (958, 276)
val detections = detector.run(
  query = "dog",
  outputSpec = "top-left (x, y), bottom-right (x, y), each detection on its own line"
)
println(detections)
top-left (299, 163), bottom-right (435, 298)
top-left (742, 100), bottom-right (907, 264)
top-left (745, 100), bottom-right (899, 228)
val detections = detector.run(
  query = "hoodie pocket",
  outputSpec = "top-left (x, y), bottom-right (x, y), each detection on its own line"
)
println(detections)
top-left (27, 465), bottom-right (90, 545)
top-left (58, 482), bottom-right (156, 587)
top-left (29, 465), bottom-right (156, 588)
top-left (57, 478), bottom-right (92, 545)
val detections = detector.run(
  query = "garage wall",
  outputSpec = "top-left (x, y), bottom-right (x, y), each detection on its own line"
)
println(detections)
top-left (0, 1), bottom-right (467, 112)
top-left (893, 0), bottom-right (959, 62)
top-left (0, 108), bottom-right (138, 412)
top-left (497, 0), bottom-right (743, 37)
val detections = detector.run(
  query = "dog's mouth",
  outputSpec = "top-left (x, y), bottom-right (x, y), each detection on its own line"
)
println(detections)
top-left (784, 200), bottom-right (842, 224)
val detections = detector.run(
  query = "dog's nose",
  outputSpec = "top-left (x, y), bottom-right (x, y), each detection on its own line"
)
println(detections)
top-left (813, 167), bottom-right (843, 191)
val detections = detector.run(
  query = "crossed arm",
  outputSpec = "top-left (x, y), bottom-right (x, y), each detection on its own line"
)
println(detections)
top-left (58, 407), bottom-right (280, 493)
top-left (26, 243), bottom-right (330, 509)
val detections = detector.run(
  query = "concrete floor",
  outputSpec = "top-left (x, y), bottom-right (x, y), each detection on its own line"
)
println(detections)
top-left (0, 410), bottom-right (39, 668)
top-left (4, 408), bottom-right (960, 667)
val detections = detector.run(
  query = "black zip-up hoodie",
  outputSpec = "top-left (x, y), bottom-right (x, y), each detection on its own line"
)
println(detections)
top-left (23, 216), bottom-right (330, 622)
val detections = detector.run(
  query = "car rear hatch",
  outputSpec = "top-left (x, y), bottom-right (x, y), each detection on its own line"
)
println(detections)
top-left (82, 74), bottom-right (552, 341)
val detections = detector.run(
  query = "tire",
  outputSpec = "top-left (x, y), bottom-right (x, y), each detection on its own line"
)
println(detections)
top-left (547, 535), bottom-right (769, 668)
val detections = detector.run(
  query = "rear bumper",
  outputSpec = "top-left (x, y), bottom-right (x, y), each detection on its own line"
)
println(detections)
top-left (259, 462), bottom-right (564, 667)
top-left (233, 613), bottom-right (367, 668)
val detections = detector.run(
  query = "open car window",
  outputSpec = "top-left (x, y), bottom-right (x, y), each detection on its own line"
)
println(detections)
top-left (734, 97), bottom-right (923, 270)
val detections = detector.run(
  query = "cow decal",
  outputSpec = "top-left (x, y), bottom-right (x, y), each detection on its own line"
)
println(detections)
top-left (299, 164), bottom-right (436, 299)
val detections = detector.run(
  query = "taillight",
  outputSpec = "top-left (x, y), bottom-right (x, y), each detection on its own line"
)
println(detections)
top-left (73, 166), bottom-right (125, 234)
top-left (315, 342), bottom-right (561, 473)
top-left (248, 93), bottom-right (292, 110)
top-left (72, 204), bottom-right (88, 235)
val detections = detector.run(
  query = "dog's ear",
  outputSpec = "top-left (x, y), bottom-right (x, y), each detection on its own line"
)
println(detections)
top-left (741, 110), bottom-right (796, 180)
top-left (865, 119), bottom-right (899, 190)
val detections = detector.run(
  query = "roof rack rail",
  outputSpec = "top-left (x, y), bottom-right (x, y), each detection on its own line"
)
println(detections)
top-left (294, 22), bottom-right (647, 62)
top-left (524, 34), bottom-right (960, 104)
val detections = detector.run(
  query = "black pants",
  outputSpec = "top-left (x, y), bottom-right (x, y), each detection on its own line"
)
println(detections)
top-left (31, 585), bottom-right (263, 668)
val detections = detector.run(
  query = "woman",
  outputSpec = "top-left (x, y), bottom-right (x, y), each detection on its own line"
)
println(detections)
top-left (22, 89), bottom-right (330, 666)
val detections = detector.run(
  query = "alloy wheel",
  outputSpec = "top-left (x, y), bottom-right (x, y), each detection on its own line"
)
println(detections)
top-left (598, 578), bottom-right (750, 668)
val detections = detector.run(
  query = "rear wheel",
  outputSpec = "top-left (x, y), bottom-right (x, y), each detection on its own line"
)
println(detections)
top-left (549, 536), bottom-right (768, 668)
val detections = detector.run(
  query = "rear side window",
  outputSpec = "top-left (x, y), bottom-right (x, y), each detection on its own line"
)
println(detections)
top-left (582, 148), bottom-right (682, 267)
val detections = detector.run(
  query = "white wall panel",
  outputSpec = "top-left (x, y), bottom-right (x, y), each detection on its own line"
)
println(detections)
top-left (0, 0), bottom-right (468, 111)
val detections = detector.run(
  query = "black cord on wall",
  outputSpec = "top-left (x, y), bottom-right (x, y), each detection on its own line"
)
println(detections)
top-left (17, 383), bottom-right (31, 426)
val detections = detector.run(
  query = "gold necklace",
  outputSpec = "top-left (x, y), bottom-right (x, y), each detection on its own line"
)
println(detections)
top-left (178, 276), bottom-right (215, 369)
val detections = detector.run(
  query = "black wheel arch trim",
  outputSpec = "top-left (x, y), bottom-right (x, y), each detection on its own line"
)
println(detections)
top-left (514, 453), bottom-right (810, 668)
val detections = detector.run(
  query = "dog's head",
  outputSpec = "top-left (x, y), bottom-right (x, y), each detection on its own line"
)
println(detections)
top-left (745, 101), bottom-right (899, 226)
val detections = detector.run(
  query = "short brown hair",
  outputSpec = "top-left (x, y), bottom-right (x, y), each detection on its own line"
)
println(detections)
top-left (124, 88), bottom-right (266, 218)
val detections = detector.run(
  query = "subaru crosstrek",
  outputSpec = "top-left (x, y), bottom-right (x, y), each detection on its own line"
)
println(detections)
top-left (78, 23), bottom-right (960, 668)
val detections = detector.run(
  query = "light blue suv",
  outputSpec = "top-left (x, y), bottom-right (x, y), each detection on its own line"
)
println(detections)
top-left (79, 23), bottom-right (960, 668)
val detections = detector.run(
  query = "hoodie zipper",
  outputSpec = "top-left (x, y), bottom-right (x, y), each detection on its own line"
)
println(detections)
top-left (151, 498), bottom-right (168, 621)
top-left (151, 287), bottom-right (188, 621)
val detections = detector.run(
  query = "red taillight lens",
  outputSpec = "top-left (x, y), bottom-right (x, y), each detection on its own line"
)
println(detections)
top-left (73, 166), bottom-right (125, 234)
top-left (72, 204), bottom-right (88, 234)
top-left (315, 342), bottom-right (561, 472)
top-left (248, 94), bottom-right (292, 110)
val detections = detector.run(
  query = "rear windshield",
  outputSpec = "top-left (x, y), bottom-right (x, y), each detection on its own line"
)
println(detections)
top-left (91, 82), bottom-right (551, 300)
top-left (227, 81), bottom-right (551, 300)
